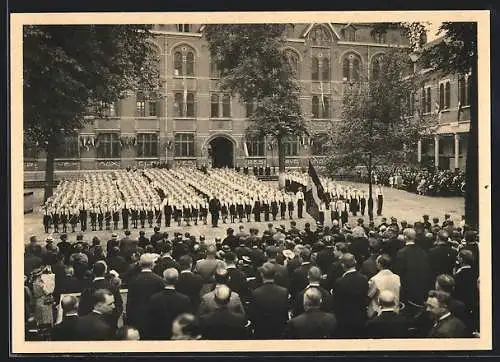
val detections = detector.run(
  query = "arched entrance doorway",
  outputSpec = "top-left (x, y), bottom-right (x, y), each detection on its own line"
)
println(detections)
top-left (209, 136), bottom-right (234, 168)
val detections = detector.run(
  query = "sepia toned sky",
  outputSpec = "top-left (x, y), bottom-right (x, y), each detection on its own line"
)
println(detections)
top-left (426, 22), bottom-right (443, 41)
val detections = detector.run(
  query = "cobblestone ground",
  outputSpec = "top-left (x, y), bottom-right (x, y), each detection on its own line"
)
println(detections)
top-left (23, 181), bottom-right (464, 245)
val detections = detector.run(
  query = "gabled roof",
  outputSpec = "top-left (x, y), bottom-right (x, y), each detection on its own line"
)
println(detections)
top-left (301, 23), bottom-right (341, 40)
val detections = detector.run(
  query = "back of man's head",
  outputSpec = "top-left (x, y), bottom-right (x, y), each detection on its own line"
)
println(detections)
top-left (61, 295), bottom-right (78, 315)
top-left (93, 261), bottom-right (107, 277)
top-left (376, 254), bottom-right (392, 270)
top-left (403, 228), bottom-right (416, 242)
top-left (179, 255), bottom-right (193, 270)
top-left (458, 249), bottom-right (474, 265)
top-left (259, 262), bottom-right (276, 280)
top-left (214, 266), bottom-right (228, 284)
top-left (116, 325), bottom-right (140, 340)
top-left (436, 274), bottom-right (456, 293)
top-left (223, 251), bottom-right (236, 265)
top-left (139, 254), bottom-right (155, 269)
top-left (163, 268), bottom-right (179, 285)
top-left (303, 287), bottom-right (322, 311)
top-left (307, 266), bottom-right (322, 283)
top-left (340, 253), bottom-right (357, 270)
top-left (437, 230), bottom-right (449, 243)
top-left (300, 247), bottom-right (311, 262)
top-left (214, 285), bottom-right (231, 307)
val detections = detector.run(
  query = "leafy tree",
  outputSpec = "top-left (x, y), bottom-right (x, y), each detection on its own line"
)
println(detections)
top-left (204, 24), bottom-right (308, 173)
top-left (373, 22), bottom-right (478, 229)
top-left (326, 49), bottom-right (436, 220)
top-left (24, 25), bottom-right (159, 201)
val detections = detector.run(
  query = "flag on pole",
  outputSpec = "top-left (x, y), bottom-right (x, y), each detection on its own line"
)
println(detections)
top-left (305, 160), bottom-right (325, 221)
top-left (435, 102), bottom-right (442, 122)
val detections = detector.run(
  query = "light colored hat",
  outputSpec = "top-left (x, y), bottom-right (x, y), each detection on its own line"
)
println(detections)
top-left (282, 249), bottom-right (295, 260)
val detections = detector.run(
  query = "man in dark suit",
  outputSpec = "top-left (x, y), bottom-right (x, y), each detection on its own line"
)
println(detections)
top-left (290, 247), bottom-right (313, 298)
top-left (73, 289), bottom-right (116, 340)
top-left (425, 290), bottom-right (467, 338)
top-left (147, 268), bottom-right (191, 340)
top-left (52, 295), bottom-right (79, 341)
top-left (283, 288), bottom-right (337, 339)
top-left (332, 253), bottom-right (369, 338)
top-left (176, 255), bottom-right (204, 311)
top-left (53, 265), bottom-right (83, 306)
top-left (119, 230), bottom-right (138, 261)
top-left (322, 242), bottom-right (348, 292)
top-left (198, 285), bottom-right (250, 340)
top-left (435, 274), bottom-right (468, 327)
top-left (393, 228), bottom-right (432, 314)
top-left (365, 290), bottom-right (409, 338)
top-left (248, 262), bottom-right (290, 339)
top-left (78, 261), bottom-right (123, 330)
top-left (292, 266), bottom-right (332, 317)
top-left (428, 230), bottom-right (458, 281)
top-left (224, 251), bottom-right (252, 303)
top-left (257, 246), bottom-right (290, 290)
top-left (209, 196), bottom-right (221, 227)
top-left (126, 254), bottom-right (165, 338)
top-left (453, 249), bottom-right (478, 331)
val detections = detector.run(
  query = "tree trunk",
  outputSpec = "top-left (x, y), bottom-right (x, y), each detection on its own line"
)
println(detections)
top-left (277, 136), bottom-right (286, 173)
top-left (465, 60), bottom-right (478, 230)
top-left (43, 144), bottom-right (55, 203)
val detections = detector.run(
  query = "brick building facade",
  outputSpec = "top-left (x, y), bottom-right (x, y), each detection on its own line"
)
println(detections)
top-left (24, 23), bottom-right (411, 181)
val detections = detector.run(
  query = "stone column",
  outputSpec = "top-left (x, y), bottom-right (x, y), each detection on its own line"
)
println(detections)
top-left (434, 134), bottom-right (440, 169)
top-left (454, 133), bottom-right (460, 170)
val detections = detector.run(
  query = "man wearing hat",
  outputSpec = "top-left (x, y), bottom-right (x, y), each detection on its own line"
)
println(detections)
top-left (57, 234), bottom-right (72, 263)
top-left (106, 232), bottom-right (119, 256)
top-left (422, 214), bottom-right (432, 231)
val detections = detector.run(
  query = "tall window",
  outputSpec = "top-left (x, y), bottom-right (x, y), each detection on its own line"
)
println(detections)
top-left (311, 133), bottom-right (328, 155)
top-left (284, 137), bottom-right (299, 156)
top-left (148, 100), bottom-right (157, 117)
top-left (174, 133), bottom-right (195, 157)
top-left (371, 55), bottom-right (384, 80)
top-left (405, 91), bottom-right (415, 116)
top-left (210, 93), bottom-right (231, 118)
top-left (247, 137), bottom-right (265, 156)
top-left (100, 102), bottom-right (116, 117)
top-left (422, 86), bottom-right (432, 114)
top-left (458, 74), bottom-right (471, 106)
top-left (136, 133), bottom-right (158, 157)
top-left (322, 58), bottom-right (330, 81)
top-left (439, 81), bottom-right (451, 110)
top-left (313, 96), bottom-right (330, 119)
top-left (246, 101), bottom-right (254, 118)
top-left (136, 94), bottom-right (146, 117)
top-left (309, 27), bottom-right (332, 46)
top-left (342, 53), bottom-right (361, 82)
top-left (210, 59), bottom-right (221, 78)
top-left (177, 24), bottom-right (191, 32)
top-left (172, 46), bottom-right (196, 76)
top-left (174, 92), bottom-right (195, 117)
top-left (58, 135), bottom-right (79, 158)
top-left (97, 133), bottom-right (120, 159)
top-left (312, 57), bottom-right (319, 81)
top-left (285, 49), bottom-right (299, 76)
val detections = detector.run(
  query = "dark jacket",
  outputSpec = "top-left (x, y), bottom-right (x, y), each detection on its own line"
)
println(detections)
top-left (176, 270), bottom-right (205, 311)
top-left (365, 310), bottom-right (409, 338)
top-left (226, 266), bottom-right (252, 302)
top-left (292, 284), bottom-right (332, 317)
top-left (394, 243), bottom-right (432, 305)
top-left (290, 262), bottom-right (313, 298)
top-left (332, 270), bottom-right (369, 330)
top-left (428, 244), bottom-right (458, 280)
top-left (147, 288), bottom-right (191, 340)
top-left (249, 282), bottom-right (289, 338)
top-left (428, 314), bottom-right (467, 338)
top-left (283, 309), bottom-right (337, 339)
top-left (125, 270), bottom-right (165, 335)
top-left (51, 314), bottom-right (79, 341)
top-left (199, 307), bottom-right (250, 340)
top-left (73, 312), bottom-right (114, 340)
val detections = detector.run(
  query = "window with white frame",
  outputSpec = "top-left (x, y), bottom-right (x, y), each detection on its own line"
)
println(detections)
top-left (458, 74), bottom-right (471, 107)
top-left (342, 53), bottom-right (361, 82)
top-left (210, 93), bottom-right (231, 118)
top-left (247, 136), bottom-right (265, 156)
top-left (97, 133), bottom-right (121, 159)
top-left (136, 133), bottom-right (158, 157)
top-left (439, 80), bottom-right (451, 110)
top-left (173, 46), bottom-right (196, 77)
top-left (174, 133), bottom-right (195, 157)
top-left (284, 136), bottom-right (300, 156)
top-left (173, 91), bottom-right (196, 117)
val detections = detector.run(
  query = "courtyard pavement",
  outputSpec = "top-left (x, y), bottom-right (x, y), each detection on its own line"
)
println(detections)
top-left (22, 180), bottom-right (464, 245)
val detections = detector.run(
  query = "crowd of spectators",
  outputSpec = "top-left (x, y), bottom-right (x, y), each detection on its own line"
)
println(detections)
top-left (25, 212), bottom-right (479, 341)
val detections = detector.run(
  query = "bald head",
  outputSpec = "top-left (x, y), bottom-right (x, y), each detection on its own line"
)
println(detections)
top-left (340, 253), bottom-right (357, 270)
top-left (303, 287), bottom-right (322, 311)
top-left (163, 268), bottom-right (179, 285)
top-left (307, 266), bottom-right (322, 283)
top-left (378, 290), bottom-right (396, 309)
top-left (214, 285), bottom-right (231, 306)
top-left (403, 228), bottom-right (416, 242)
top-left (61, 295), bottom-right (78, 314)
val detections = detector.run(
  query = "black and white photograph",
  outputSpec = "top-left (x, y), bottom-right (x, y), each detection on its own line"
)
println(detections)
top-left (10, 10), bottom-right (491, 353)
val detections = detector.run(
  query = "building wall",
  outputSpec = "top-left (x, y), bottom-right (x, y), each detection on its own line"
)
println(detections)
top-left (24, 23), bottom-right (410, 178)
